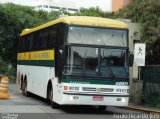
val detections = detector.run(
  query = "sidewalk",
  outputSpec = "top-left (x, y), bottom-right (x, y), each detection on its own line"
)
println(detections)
top-left (120, 102), bottom-right (160, 114)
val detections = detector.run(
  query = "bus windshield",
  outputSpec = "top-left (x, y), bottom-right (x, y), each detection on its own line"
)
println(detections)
top-left (100, 48), bottom-right (128, 77)
top-left (64, 46), bottom-right (98, 76)
top-left (67, 26), bottom-right (128, 47)
top-left (63, 46), bottom-right (129, 78)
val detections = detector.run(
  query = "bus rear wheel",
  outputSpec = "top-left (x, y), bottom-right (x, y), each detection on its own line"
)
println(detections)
top-left (22, 80), bottom-right (30, 97)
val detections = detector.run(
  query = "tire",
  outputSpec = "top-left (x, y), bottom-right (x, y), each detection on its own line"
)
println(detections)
top-left (22, 80), bottom-right (30, 97)
top-left (51, 101), bottom-right (60, 109)
top-left (48, 87), bottom-right (60, 109)
top-left (98, 106), bottom-right (106, 112)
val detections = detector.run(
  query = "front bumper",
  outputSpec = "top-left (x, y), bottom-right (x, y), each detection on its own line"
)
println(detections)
top-left (60, 92), bottom-right (129, 106)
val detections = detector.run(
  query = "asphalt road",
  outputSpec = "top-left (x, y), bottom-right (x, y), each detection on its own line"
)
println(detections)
top-left (0, 84), bottom-right (148, 119)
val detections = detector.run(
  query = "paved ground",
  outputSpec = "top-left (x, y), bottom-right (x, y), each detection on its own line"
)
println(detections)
top-left (0, 84), bottom-right (63, 113)
top-left (126, 102), bottom-right (160, 114)
top-left (0, 84), bottom-right (153, 119)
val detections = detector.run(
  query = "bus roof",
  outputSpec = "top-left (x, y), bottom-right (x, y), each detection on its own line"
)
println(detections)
top-left (20, 16), bottom-right (128, 36)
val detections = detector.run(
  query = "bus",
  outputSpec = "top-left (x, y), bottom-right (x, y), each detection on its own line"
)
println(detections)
top-left (17, 16), bottom-right (131, 110)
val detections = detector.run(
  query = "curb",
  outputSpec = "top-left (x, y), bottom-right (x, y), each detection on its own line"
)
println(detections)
top-left (118, 106), bottom-right (160, 114)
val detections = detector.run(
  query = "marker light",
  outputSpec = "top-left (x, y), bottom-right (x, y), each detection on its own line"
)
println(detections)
top-left (64, 86), bottom-right (68, 91)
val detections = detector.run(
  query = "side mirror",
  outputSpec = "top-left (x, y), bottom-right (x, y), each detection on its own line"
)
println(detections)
top-left (57, 48), bottom-right (65, 83)
top-left (129, 53), bottom-right (134, 67)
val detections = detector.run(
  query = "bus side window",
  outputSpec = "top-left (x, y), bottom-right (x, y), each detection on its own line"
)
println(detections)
top-left (33, 32), bottom-right (40, 51)
top-left (56, 25), bottom-right (64, 46)
top-left (24, 36), bottom-right (30, 52)
top-left (21, 37), bottom-right (25, 52)
top-left (22, 36), bottom-right (29, 52)
top-left (47, 28), bottom-right (56, 48)
top-left (40, 30), bottom-right (47, 49)
top-left (19, 37), bottom-right (24, 52)
top-left (44, 30), bottom-right (48, 49)
top-left (29, 33), bottom-right (34, 51)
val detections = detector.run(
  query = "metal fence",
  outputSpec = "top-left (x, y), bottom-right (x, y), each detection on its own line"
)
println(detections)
top-left (141, 66), bottom-right (160, 105)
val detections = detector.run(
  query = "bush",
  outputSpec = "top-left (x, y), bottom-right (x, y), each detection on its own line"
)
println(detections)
top-left (0, 58), bottom-right (16, 83)
top-left (144, 93), bottom-right (160, 109)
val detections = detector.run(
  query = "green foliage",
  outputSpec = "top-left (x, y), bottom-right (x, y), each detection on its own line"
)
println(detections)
top-left (0, 0), bottom-right (160, 71)
top-left (0, 58), bottom-right (16, 83)
top-left (114, 0), bottom-right (160, 64)
top-left (0, 3), bottom-right (61, 65)
top-left (74, 7), bottom-right (115, 18)
top-left (0, 3), bottom-right (62, 81)
top-left (74, 1), bottom-right (160, 64)
top-left (144, 93), bottom-right (160, 109)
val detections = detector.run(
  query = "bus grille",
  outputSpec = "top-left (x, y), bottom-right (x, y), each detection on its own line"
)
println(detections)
top-left (100, 88), bottom-right (114, 92)
top-left (82, 87), bottom-right (114, 92)
top-left (82, 87), bottom-right (96, 91)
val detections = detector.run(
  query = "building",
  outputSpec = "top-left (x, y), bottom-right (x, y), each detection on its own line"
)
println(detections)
top-left (0, 0), bottom-right (130, 13)
top-left (32, 0), bottom-right (113, 13)
top-left (74, 0), bottom-right (112, 12)
top-left (33, 0), bottom-right (78, 13)
top-left (112, 0), bottom-right (130, 12)
top-left (33, 0), bottom-right (131, 13)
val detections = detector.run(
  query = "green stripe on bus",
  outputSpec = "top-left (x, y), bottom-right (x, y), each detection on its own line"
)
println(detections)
top-left (62, 78), bottom-right (116, 85)
top-left (17, 60), bottom-right (54, 66)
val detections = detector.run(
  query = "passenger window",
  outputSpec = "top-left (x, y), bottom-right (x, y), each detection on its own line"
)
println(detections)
top-left (47, 28), bottom-right (56, 48)
top-left (40, 30), bottom-right (48, 49)
top-left (29, 34), bottom-right (34, 51)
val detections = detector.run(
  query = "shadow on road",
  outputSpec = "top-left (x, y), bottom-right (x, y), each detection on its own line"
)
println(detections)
top-left (61, 105), bottom-right (113, 114)
top-left (29, 93), bottom-right (113, 114)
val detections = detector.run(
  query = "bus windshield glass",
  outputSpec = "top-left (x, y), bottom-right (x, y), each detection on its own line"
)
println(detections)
top-left (64, 46), bottom-right (98, 76)
top-left (63, 46), bottom-right (129, 78)
top-left (67, 26), bottom-right (128, 47)
top-left (100, 48), bottom-right (128, 77)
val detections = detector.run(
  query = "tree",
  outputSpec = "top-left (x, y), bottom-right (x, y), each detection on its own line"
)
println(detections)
top-left (74, 7), bottom-right (114, 18)
top-left (0, 1), bottom-right (159, 66)
top-left (74, 1), bottom-right (160, 64)
top-left (114, 0), bottom-right (160, 64)
top-left (0, 3), bottom-right (60, 65)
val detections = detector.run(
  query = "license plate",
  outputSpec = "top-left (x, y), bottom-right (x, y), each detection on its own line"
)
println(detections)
top-left (93, 96), bottom-right (103, 101)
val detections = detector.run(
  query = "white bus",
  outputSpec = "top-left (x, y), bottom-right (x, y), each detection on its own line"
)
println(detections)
top-left (17, 16), bottom-right (131, 111)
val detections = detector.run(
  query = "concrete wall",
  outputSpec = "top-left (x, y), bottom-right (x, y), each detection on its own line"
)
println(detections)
top-left (127, 23), bottom-right (141, 103)
top-left (117, 20), bottom-right (141, 103)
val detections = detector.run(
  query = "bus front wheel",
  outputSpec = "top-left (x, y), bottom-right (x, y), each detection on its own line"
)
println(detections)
top-left (48, 87), bottom-right (60, 109)
top-left (51, 101), bottom-right (60, 109)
